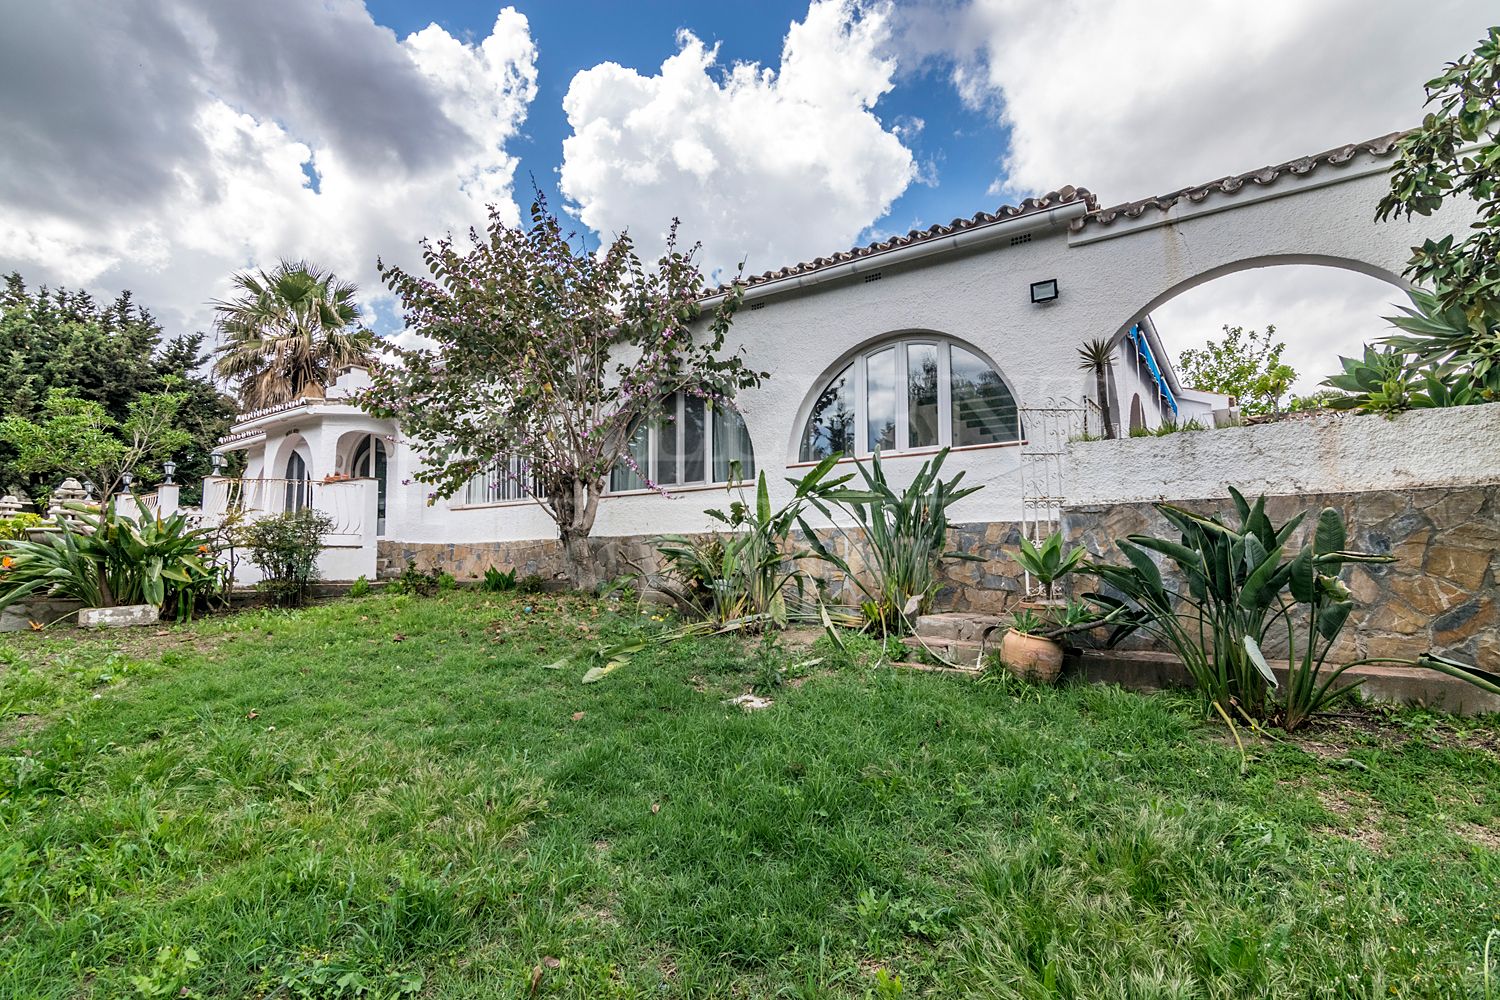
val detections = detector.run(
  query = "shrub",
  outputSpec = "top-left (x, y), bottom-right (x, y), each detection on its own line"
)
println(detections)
top-left (240, 508), bottom-right (332, 607)
top-left (349, 575), bottom-right (372, 598)
top-left (387, 560), bottom-right (440, 597)
top-left (516, 573), bottom-right (546, 595)
top-left (481, 566), bottom-right (517, 592)
top-left (0, 500), bottom-right (219, 618)
top-left (0, 512), bottom-right (42, 540)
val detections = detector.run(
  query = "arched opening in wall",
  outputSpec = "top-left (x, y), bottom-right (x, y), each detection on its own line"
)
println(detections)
top-left (349, 434), bottom-right (389, 535)
top-left (1111, 256), bottom-right (1409, 426)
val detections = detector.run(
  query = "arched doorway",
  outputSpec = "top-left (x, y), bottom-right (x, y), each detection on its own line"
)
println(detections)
top-left (350, 434), bottom-right (388, 535)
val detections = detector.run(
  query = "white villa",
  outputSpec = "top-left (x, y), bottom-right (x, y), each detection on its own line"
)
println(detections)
top-left (198, 131), bottom-right (1467, 587)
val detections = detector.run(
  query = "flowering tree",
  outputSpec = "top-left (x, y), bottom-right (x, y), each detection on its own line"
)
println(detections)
top-left (359, 198), bottom-right (764, 586)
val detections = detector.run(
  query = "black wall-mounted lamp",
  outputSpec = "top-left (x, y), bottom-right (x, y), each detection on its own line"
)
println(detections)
top-left (1030, 278), bottom-right (1059, 304)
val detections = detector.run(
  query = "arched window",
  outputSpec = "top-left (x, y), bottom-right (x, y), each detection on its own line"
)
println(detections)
top-left (800, 337), bottom-right (1020, 461)
top-left (610, 392), bottom-right (756, 491)
top-left (351, 435), bottom-right (388, 534)
top-left (284, 450), bottom-right (310, 512)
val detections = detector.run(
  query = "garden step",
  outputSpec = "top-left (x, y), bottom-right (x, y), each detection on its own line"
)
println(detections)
top-left (907, 636), bottom-right (991, 671)
top-left (913, 612), bottom-right (1007, 643)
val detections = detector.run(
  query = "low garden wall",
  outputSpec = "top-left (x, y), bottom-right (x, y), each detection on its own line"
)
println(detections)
top-left (377, 519), bottom-right (1031, 613)
top-left (382, 407), bottom-right (1500, 669)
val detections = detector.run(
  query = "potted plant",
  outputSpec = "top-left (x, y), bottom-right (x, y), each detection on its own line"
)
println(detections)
top-left (1010, 530), bottom-right (1087, 607)
top-left (993, 600), bottom-right (1103, 684)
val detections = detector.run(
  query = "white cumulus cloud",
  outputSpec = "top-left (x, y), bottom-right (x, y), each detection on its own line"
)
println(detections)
top-left (0, 1), bottom-right (538, 341)
top-left (559, 0), bottom-right (916, 280)
top-left (900, 0), bottom-right (1494, 205)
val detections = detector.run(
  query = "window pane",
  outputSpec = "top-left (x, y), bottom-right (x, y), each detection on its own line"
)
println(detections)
top-left (654, 403), bottom-right (679, 486)
top-left (610, 421), bottom-right (649, 491)
top-left (800, 364), bottom-right (855, 461)
top-left (866, 347), bottom-right (896, 453)
top-left (683, 394), bottom-right (706, 484)
top-left (712, 404), bottom-right (755, 482)
top-left (907, 343), bottom-right (939, 449)
top-left (950, 345), bottom-right (1019, 446)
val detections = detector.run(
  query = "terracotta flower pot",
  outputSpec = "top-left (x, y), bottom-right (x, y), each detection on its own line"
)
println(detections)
top-left (999, 629), bottom-right (1065, 684)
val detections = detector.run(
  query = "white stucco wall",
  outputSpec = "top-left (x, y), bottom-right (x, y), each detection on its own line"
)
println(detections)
top-left (210, 139), bottom-right (1485, 556)
top-left (1065, 404), bottom-right (1500, 506)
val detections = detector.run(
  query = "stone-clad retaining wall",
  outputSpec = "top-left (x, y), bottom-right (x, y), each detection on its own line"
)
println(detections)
top-left (384, 481), bottom-right (1497, 669)
top-left (377, 519), bottom-right (1030, 613)
top-left (1063, 483), bottom-right (1499, 665)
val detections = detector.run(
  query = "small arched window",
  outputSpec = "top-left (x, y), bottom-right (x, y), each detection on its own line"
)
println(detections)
top-left (800, 337), bottom-right (1020, 461)
top-left (610, 392), bottom-right (756, 491)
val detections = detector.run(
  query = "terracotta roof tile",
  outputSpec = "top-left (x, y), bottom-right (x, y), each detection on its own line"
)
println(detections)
top-left (711, 186), bottom-right (1095, 295)
top-left (1077, 130), bottom-right (1407, 229)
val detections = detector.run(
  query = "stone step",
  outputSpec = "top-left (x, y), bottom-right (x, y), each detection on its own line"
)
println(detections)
top-left (913, 612), bottom-right (1008, 644)
top-left (905, 636), bottom-right (992, 671)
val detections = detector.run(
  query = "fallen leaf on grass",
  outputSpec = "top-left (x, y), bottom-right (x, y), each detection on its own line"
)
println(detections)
top-left (528, 965), bottom-right (542, 995)
top-left (650, 802), bottom-right (661, 814)
top-left (153, 629), bottom-right (170, 637)
top-left (543, 956), bottom-right (560, 969)
top-left (571, 711), bottom-right (585, 722)
top-left (246, 710), bottom-right (259, 720)
top-left (391, 633), bottom-right (406, 643)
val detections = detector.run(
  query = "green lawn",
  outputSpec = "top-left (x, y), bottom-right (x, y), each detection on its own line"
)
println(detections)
top-left (2, 591), bottom-right (1498, 998)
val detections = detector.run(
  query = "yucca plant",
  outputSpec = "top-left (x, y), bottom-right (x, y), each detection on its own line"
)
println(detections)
top-left (1077, 338), bottom-right (1118, 439)
top-left (812, 447), bottom-right (982, 634)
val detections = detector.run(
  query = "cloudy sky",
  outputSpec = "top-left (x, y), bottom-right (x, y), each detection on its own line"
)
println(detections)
top-left (0, 0), bottom-right (1491, 390)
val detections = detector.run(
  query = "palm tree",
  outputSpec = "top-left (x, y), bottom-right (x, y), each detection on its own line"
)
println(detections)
top-left (1077, 338), bottom-right (1117, 439)
top-left (212, 261), bottom-right (377, 410)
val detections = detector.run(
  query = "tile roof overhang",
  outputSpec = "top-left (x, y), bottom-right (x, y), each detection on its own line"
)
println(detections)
top-left (699, 130), bottom-right (1408, 305)
top-left (703, 186), bottom-right (1095, 302)
top-left (1076, 130), bottom-right (1407, 230)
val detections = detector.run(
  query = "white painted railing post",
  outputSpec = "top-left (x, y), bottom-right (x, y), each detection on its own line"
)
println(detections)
top-left (157, 483), bottom-right (180, 517)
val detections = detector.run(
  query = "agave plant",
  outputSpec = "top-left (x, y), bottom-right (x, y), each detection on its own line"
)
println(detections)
top-left (1010, 530), bottom-right (1087, 601)
top-left (0, 499), bottom-right (220, 619)
top-left (1381, 287), bottom-right (1500, 398)
top-left (1085, 489), bottom-right (1500, 729)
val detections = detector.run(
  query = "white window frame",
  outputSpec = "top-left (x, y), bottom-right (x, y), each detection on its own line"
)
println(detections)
top-left (811, 337), bottom-right (1014, 461)
top-left (611, 392), bottom-right (753, 492)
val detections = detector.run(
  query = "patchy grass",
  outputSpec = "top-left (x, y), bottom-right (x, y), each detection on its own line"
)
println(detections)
top-left (1, 591), bottom-right (1498, 998)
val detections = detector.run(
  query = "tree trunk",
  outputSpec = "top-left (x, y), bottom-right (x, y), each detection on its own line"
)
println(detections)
top-left (560, 528), bottom-right (602, 593)
top-left (551, 476), bottom-right (604, 592)
top-left (1094, 369), bottom-right (1115, 439)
